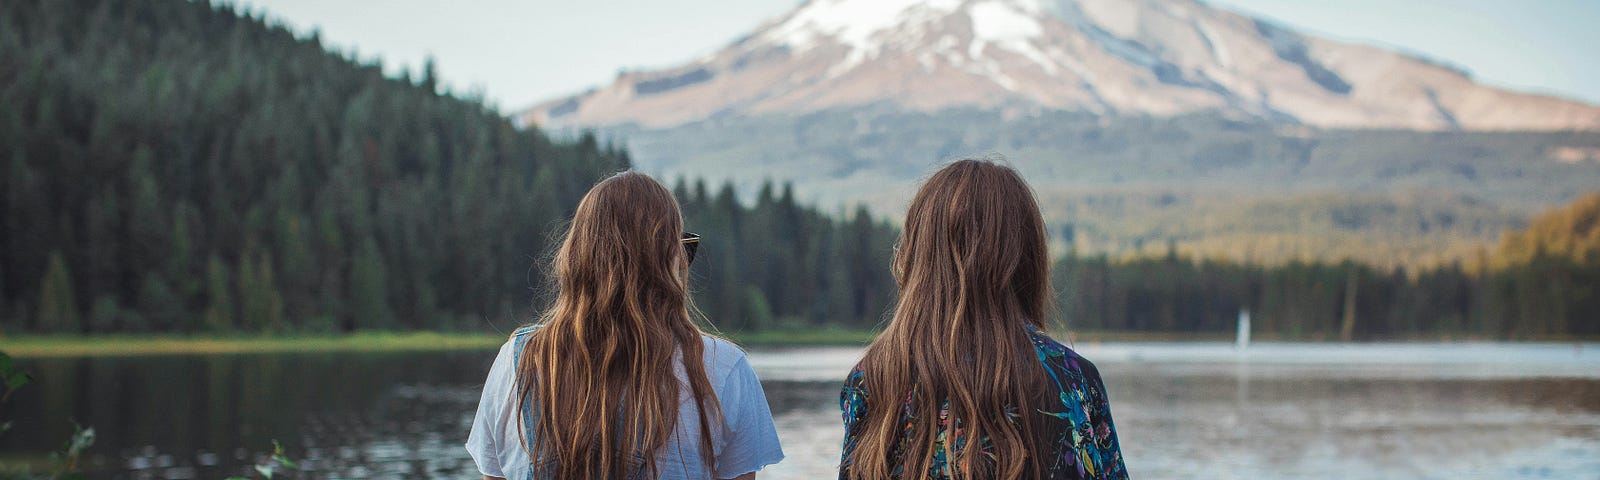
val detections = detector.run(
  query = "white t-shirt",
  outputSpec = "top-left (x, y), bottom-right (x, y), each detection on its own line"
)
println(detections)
top-left (466, 327), bottom-right (785, 479)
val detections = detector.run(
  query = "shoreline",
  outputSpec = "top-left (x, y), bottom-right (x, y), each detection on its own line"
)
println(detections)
top-left (2, 330), bottom-right (1594, 358)
top-left (0, 331), bottom-right (507, 358)
top-left (0, 330), bottom-right (884, 358)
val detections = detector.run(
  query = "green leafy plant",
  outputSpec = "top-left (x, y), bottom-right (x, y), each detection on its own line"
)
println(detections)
top-left (0, 352), bottom-right (34, 436)
top-left (45, 424), bottom-right (94, 480)
top-left (226, 440), bottom-right (296, 480)
top-left (1, 350), bottom-right (93, 480)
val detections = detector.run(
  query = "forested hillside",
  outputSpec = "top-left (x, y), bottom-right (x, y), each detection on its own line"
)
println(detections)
top-left (606, 108), bottom-right (1600, 266)
top-left (1, 0), bottom-right (898, 334)
top-left (1055, 193), bottom-right (1600, 339)
top-left (1495, 193), bottom-right (1600, 267)
top-left (2, 0), bottom-right (613, 333)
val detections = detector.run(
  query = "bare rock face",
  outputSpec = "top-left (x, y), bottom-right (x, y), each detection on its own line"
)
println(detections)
top-left (519, 0), bottom-right (1599, 131)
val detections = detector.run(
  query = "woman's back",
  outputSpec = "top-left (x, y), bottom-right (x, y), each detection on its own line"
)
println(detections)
top-left (838, 159), bottom-right (1128, 480)
top-left (468, 325), bottom-right (784, 479)
top-left (465, 172), bottom-right (783, 479)
top-left (839, 326), bottom-right (1125, 479)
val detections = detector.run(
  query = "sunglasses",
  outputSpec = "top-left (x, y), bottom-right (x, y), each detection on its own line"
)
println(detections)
top-left (681, 232), bottom-right (701, 265)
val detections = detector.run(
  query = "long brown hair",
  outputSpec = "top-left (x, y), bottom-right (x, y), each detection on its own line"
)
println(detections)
top-left (515, 171), bottom-right (720, 478)
top-left (848, 159), bottom-right (1054, 479)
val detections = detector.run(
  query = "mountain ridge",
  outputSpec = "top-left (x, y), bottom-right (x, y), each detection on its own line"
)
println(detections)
top-left (519, 0), bottom-right (1600, 131)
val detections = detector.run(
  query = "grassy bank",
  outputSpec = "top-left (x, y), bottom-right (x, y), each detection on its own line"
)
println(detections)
top-left (0, 331), bottom-right (508, 358)
top-left (0, 330), bottom-right (884, 358)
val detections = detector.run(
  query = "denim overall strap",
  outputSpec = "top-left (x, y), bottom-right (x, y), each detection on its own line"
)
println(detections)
top-left (509, 325), bottom-right (540, 480)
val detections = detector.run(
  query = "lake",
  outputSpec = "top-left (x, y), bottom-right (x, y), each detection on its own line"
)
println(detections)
top-left (3, 342), bottom-right (1597, 479)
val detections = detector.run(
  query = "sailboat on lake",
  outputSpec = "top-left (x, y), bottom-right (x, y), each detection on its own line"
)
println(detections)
top-left (1235, 309), bottom-right (1251, 350)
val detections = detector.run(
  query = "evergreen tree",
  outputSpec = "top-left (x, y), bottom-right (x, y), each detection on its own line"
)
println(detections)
top-left (90, 295), bottom-right (128, 333)
top-left (350, 236), bottom-right (392, 330)
top-left (36, 252), bottom-right (79, 333)
top-left (203, 255), bottom-right (234, 332)
top-left (420, 56), bottom-right (439, 94)
top-left (138, 272), bottom-right (184, 332)
top-left (239, 253), bottom-right (287, 333)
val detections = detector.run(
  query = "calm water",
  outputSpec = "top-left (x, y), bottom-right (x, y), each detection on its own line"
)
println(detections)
top-left (3, 343), bottom-right (1598, 479)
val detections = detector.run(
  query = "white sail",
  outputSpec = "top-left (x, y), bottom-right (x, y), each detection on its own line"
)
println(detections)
top-left (1235, 309), bottom-right (1252, 350)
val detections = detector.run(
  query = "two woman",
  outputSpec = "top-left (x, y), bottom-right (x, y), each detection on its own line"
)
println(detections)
top-left (468, 161), bottom-right (1126, 479)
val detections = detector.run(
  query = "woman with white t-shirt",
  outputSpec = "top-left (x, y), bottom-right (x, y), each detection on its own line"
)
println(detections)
top-left (467, 171), bottom-right (784, 479)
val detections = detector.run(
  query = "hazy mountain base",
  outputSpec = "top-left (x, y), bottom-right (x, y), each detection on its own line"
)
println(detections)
top-left (594, 107), bottom-right (1600, 266)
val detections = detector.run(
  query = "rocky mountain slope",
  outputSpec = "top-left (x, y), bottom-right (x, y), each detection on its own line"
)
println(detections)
top-left (513, 0), bottom-right (1600, 265)
top-left (521, 0), bottom-right (1600, 131)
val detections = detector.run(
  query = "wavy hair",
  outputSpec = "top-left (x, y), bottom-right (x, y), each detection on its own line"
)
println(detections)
top-left (847, 159), bottom-right (1054, 479)
top-left (515, 171), bottom-right (720, 479)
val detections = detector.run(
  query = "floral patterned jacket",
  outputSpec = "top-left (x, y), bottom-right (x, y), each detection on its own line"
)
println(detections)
top-left (839, 326), bottom-right (1128, 479)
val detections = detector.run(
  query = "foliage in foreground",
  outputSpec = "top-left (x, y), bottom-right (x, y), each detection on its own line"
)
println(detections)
top-left (2, 349), bottom-right (298, 479)
top-left (1, 350), bottom-right (93, 480)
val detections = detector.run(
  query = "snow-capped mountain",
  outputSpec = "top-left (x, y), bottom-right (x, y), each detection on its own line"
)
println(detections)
top-left (520, 0), bottom-right (1599, 131)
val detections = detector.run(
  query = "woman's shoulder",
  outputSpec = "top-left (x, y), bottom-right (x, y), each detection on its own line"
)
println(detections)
top-left (698, 334), bottom-right (751, 378)
top-left (505, 323), bottom-right (541, 351)
top-left (1024, 326), bottom-right (1106, 382)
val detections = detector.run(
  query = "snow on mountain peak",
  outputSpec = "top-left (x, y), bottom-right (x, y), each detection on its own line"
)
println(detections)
top-left (764, 0), bottom-right (961, 53)
top-left (765, 0), bottom-right (1056, 82)
top-left (522, 0), bottom-right (1600, 131)
top-left (970, 1), bottom-right (1044, 43)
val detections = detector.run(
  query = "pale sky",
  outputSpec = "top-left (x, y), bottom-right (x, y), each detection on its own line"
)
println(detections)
top-left (228, 0), bottom-right (1599, 112)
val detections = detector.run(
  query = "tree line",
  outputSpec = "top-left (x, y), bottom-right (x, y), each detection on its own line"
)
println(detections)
top-left (1054, 193), bottom-right (1599, 340)
top-left (674, 179), bottom-right (898, 331)
top-left (3, 0), bottom-right (1594, 340)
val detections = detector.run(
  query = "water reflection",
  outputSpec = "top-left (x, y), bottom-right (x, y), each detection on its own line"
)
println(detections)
top-left (4, 351), bottom-right (497, 478)
top-left (1103, 362), bottom-right (1600, 479)
top-left (2, 344), bottom-right (1596, 479)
